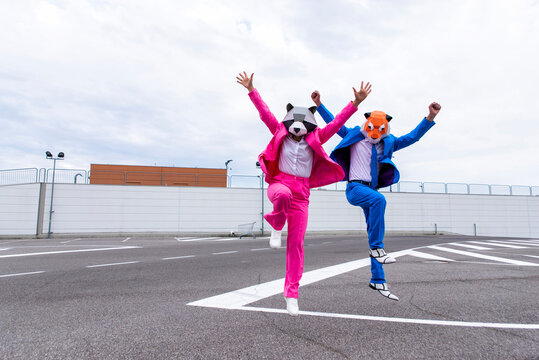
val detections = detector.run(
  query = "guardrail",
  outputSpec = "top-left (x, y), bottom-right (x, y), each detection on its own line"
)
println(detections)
top-left (0, 167), bottom-right (537, 196)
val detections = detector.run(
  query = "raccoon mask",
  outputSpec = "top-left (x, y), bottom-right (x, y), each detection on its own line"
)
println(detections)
top-left (282, 103), bottom-right (318, 137)
top-left (361, 111), bottom-right (392, 144)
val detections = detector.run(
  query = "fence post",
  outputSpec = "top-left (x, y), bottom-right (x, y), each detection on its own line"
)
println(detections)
top-left (36, 182), bottom-right (47, 236)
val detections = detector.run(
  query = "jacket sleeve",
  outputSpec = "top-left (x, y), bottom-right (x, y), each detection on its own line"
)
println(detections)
top-left (317, 103), bottom-right (349, 139)
top-left (248, 88), bottom-right (279, 134)
top-left (318, 102), bottom-right (357, 144)
top-left (394, 118), bottom-right (436, 152)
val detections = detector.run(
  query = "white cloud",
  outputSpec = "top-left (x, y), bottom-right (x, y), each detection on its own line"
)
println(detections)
top-left (0, 0), bottom-right (538, 186)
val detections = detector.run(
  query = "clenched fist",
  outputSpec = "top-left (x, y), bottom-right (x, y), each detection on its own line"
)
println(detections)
top-left (311, 91), bottom-right (321, 107)
top-left (427, 102), bottom-right (441, 121)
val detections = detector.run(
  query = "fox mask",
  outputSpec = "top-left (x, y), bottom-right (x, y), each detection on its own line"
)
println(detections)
top-left (361, 111), bottom-right (392, 144)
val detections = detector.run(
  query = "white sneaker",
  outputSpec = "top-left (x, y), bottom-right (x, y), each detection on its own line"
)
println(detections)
top-left (284, 297), bottom-right (299, 316)
top-left (269, 230), bottom-right (282, 249)
top-left (369, 282), bottom-right (399, 301)
top-left (369, 248), bottom-right (396, 264)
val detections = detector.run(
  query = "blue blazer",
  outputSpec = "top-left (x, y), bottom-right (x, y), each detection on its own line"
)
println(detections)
top-left (317, 103), bottom-right (435, 188)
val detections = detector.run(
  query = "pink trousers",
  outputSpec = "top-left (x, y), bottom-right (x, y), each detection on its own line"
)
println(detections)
top-left (264, 172), bottom-right (310, 299)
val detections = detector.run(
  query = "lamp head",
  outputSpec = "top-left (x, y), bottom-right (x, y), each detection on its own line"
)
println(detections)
top-left (45, 151), bottom-right (53, 158)
top-left (57, 152), bottom-right (65, 159)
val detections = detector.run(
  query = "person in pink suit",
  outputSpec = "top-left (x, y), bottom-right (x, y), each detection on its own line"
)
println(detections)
top-left (236, 71), bottom-right (371, 316)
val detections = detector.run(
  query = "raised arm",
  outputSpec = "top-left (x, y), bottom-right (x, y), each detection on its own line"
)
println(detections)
top-left (236, 71), bottom-right (279, 134)
top-left (394, 102), bottom-right (440, 151)
top-left (312, 91), bottom-right (348, 138)
top-left (317, 82), bottom-right (372, 143)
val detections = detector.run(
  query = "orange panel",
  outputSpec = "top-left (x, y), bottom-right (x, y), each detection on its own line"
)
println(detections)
top-left (90, 164), bottom-right (227, 187)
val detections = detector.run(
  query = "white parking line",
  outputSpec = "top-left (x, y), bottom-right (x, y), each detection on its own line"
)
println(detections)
top-left (407, 250), bottom-right (454, 262)
top-left (250, 248), bottom-right (271, 251)
top-left (468, 241), bottom-right (527, 249)
top-left (0, 246), bottom-right (141, 259)
top-left (450, 243), bottom-right (492, 250)
top-left (175, 237), bottom-right (197, 241)
top-left (188, 245), bottom-right (538, 330)
top-left (189, 249), bottom-right (413, 309)
top-left (176, 237), bottom-right (220, 242)
top-left (162, 255), bottom-right (196, 260)
top-left (0, 248), bottom-right (11, 251)
top-left (428, 245), bottom-right (538, 266)
top-left (86, 261), bottom-right (139, 268)
top-left (61, 238), bottom-right (81, 244)
top-left (498, 240), bottom-right (539, 247)
top-left (212, 237), bottom-right (247, 242)
top-left (0, 271), bottom-right (46, 278)
top-left (122, 237), bottom-right (131, 242)
top-left (212, 251), bottom-right (238, 255)
top-left (238, 306), bottom-right (539, 330)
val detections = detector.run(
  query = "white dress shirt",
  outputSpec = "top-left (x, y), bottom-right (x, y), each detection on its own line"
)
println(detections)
top-left (349, 139), bottom-right (384, 182)
top-left (278, 135), bottom-right (314, 178)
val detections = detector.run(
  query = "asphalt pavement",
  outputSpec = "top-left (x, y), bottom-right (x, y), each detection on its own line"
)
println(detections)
top-left (0, 234), bottom-right (538, 359)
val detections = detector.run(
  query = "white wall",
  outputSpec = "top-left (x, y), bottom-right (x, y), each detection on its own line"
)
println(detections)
top-left (0, 183), bottom-right (40, 235)
top-left (1, 183), bottom-right (538, 238)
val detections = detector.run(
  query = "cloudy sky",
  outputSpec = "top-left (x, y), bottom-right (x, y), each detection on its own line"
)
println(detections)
top-left (1, 0), bottom-right (538, 186)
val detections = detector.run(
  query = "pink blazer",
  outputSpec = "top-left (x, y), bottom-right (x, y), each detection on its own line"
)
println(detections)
top-left (248, 89), bottom-right (357, 189)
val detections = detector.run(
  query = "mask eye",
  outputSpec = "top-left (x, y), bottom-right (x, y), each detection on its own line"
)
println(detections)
top-left (379, 124), bottom-right (385, 132)
top-left (367, 122), bottom-right (374, 130)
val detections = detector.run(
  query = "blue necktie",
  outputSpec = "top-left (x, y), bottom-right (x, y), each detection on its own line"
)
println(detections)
top-left (370, 144), bottom-right (378, 189)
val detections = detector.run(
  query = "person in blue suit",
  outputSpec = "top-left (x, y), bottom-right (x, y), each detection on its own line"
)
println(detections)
top-left (312, 90), bottom-right (441, 300)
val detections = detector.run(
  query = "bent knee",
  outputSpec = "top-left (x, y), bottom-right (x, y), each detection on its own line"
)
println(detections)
top-left (370, 192), bottom-right (386, 206)
top-left (272, 189), bottom-right (292, 204)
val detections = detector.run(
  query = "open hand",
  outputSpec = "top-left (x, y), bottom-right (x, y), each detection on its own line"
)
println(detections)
top-left (352, 81), bottom-right (372, 107)
top-left (427, 102), bottom-right (441, 121)
top-left (236, 71), bottom-right (254, 92)
top-left (311, 91), bottom-right (321, 106)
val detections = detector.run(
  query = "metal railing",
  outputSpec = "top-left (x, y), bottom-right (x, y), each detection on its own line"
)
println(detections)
top-left (0, 167), bottom-right (537, 196)
top-left (0, 168), bottom-right (39, 185)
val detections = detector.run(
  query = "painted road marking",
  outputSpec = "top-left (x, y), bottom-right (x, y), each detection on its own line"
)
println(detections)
top-left (406, 250), bottom-right (454, 262)
top-left (498, 240), bottom-right (539, 247)
top-left (122, 237), bottom-right (131, 242)
top-left (86, 261), bottom-right (140, 268)
top-left (176, 237), bottom-right (220, 242)
top-left (210, 238), bottom-right (241, 242)
top-left (468, 241), bottom-right (527, 249)
top-left (189, 249), bottom-right (413, 309)
top-left (428, 245), bottom-right (538, 266)
top-left (162, 255), bottom-right (196, 260)
top-left (212, 251), bottom-right (238, 255)
top-left (250, 248), bottom-right (271, 251)
top-left (0, 248), bottom-right (11, 251)
top-left (61, 238), bottom-right (81, 244)
top-left (189, 245), bottom-right (539, 330)
top-left (175, 237), bottom-right (196, 241)
top-left (523, 255), bottom-right (539, 259)
top-left (451, 243), bottom-right (492, 250)
top-left (0, 271), bottom-right (45, 278)
top-left (0, 246), bottom-right (141, 259)
top-left (238, 306), bottom-right (539, 330)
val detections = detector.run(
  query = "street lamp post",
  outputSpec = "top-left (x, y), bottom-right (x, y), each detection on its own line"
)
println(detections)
top-left (225, 159), bottom-right (233, 187)
top-left (45, 151), bottom-right (64, 238)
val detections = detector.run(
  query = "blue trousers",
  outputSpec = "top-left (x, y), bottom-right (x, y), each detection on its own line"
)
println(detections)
top-left (346, 182), bottom-right (387, 284)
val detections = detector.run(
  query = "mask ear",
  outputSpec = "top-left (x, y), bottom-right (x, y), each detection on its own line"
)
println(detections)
top-left (364, 112), bottom-right (371, 119)
top-left (386, 114), bottom-right (392, 121)
top-left (308, 106), bottom-right (317, 114)
top-left (286, 103), bottom-right (294, 112)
